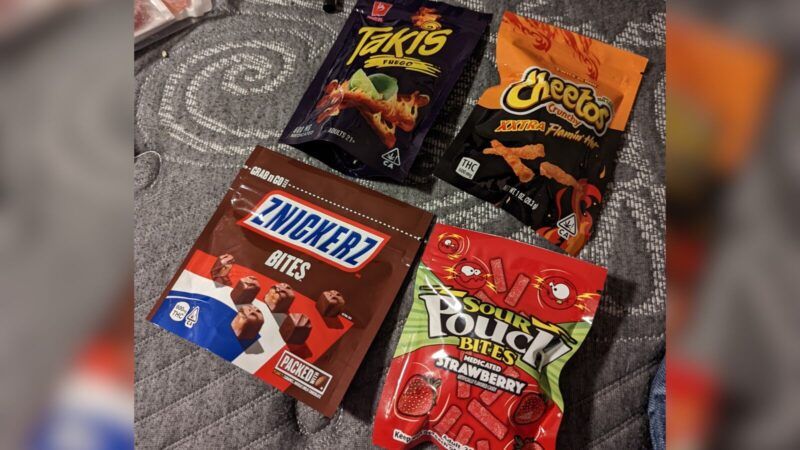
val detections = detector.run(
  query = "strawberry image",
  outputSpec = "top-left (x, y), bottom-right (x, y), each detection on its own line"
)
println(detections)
top-left (512, 393), bottom-right (546, 425)
top-left (514, 436), bottom-right (544, 450)
top-left (396, 374), bottom-right (441, 417)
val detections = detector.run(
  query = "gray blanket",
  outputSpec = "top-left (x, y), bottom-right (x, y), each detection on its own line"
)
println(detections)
top-left (135, 1), bottom-right (665, 448)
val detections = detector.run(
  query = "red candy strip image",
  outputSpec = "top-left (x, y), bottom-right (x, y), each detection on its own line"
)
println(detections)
top-left (504, 273), bottom-right (530, 306)
top-left (433, 405), bottom-right (462, 435)
top-left (479, 366), bottom-right (520, 406)
top-left (457, 380), bottom-right (471, 399)
top-left (476, 440), bottom-right (490, 450)
top-left (455, 425), bottom-right (474, 444)
top-left (468, 399), bottom-right (508, 439)
top-left (479, 388), bottom-right (501, 406)
top-left (490, 258), bottom-right (507, 293)
top-left (474, 290), bottom-right (493, 304)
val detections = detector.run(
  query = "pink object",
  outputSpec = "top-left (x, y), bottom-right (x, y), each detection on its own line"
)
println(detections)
top-left (433, 405), bottom-right (461, 435)
top-left (455, 425), bottom-right (474, 444)
top-left (457, 380), bottom-right (470, 399)
top-left (468, 399), bottom-right (507, 440)
top-left (490, 258), bottom-right (507, 293)
top-left (474, 289), bottom-right (493, 304)
top-left (162, 0), bottom-right (190, 14)
top-left (504, 273), bottom-right (530, 306)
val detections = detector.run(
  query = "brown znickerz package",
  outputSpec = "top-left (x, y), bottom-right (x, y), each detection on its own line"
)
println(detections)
top-left (147, 147), bottom-right (434, 416)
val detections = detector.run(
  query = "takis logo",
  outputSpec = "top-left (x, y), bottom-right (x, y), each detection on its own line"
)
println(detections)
top-left (347, 27), bottom-right (452, 64)
top-left (501, 66), bottom-right (613, 134)
top-left (420, 285), bottom-right (575, 370)
top-left (238, 191), bottom-right (389, 272)
top-left (345, 24), bottom-right (453, 76)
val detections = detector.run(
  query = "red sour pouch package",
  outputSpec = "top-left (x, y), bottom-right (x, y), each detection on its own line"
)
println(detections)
top-left (373, 224), bottom-right (607, 449)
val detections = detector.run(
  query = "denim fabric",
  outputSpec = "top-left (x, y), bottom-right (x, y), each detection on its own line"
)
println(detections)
top-left (649, 357), bottom-right (666, 450)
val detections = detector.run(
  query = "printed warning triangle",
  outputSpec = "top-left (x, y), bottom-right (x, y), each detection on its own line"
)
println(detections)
top-left (382, 148), bottom-right (401, 169)
top-left (557, 213), bottom-right (577, 238)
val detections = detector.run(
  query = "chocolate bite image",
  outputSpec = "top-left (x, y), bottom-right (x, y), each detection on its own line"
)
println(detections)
top-left (231, 304), bottom-right (264, 341)
top-left (211, 253), bottom-right (235, 283)
top-left (280, 313), bottom-right (312, 345)
top-left (265, 283), bottom-right (295, 313)
top-left (230, 276), bottom-right (260, 305)
top-left (316, 290), bottom-right (346, 317)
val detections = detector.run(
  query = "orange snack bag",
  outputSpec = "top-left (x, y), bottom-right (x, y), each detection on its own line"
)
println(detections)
top-left (436, 12), bottom-right (647, 255)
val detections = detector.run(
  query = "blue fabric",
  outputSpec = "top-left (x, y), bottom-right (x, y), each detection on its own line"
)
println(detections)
top-left (648, 357), bottom-right (666, 450)
top-left (28, 410), bottom-right (133, 450)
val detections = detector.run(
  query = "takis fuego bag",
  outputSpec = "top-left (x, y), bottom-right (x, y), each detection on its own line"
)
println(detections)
top-left (280, 0), bottom-right (491, 182)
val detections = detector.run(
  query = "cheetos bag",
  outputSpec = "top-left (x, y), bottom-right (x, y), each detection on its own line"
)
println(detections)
top-left (435, 12), bottom-right (647, 255)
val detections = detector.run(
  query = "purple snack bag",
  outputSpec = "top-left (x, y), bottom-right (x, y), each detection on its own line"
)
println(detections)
top-left (280, 0), bottom-right (490, 182)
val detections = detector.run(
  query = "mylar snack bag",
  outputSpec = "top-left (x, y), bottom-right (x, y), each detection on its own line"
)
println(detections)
top-left (373, 224), bottom-right (607, 449)
top-left (280, 0), bottom-right (491, 181)
top-left (147, 147), bottom-right (433, 416)
top-left (435, 12), bottom-right (647, 255)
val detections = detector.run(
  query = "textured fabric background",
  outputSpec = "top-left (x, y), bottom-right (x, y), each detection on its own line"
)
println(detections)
top-left (134, 0), bottom-right (665, 448)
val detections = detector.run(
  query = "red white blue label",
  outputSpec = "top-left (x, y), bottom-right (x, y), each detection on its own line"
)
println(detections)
top-left (149, 250), bottom-right (355, 397)
top-left (150, 270), bottom-right (283, 367)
